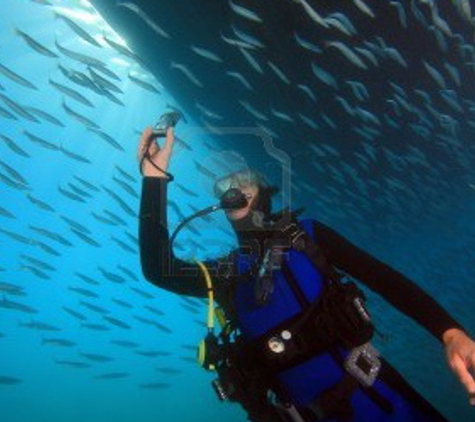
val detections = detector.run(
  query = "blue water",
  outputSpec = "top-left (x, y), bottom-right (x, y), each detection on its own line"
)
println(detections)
top-left (1, 1), bottom-right (474, 422)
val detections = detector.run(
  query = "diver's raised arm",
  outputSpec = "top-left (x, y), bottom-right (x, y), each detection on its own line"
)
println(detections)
top-left (137, 125), bottom-right (224, 298)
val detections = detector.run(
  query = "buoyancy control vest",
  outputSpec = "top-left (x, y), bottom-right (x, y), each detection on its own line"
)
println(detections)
top-left (207, 218), bottom-right (448, 422)
top-left (234, 218), bottom-right (376, 392)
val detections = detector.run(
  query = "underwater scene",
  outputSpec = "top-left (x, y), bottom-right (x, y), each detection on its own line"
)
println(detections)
top-left (0, 0), bottom-right (474, 421)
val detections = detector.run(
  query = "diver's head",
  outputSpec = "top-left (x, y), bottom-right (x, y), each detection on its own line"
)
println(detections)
top-left (214, 169), bottom-right (277, 227)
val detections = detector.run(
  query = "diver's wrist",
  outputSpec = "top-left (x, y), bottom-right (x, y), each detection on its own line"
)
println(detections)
top-left (442, 327), bottom-right (466, 345)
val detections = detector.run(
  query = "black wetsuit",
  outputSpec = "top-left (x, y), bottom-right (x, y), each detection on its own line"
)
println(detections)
top-left (139, 177), bottom-right (463, 422)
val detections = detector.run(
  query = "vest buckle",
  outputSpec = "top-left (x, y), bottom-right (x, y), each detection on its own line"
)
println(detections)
top-left (343, 342), bottom-right (381, 387)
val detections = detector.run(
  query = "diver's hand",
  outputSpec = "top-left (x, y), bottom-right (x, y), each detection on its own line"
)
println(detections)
top-left (443, 328), bottom-right (475, 405)
top-left (137, 126), bottom-right (175, 178)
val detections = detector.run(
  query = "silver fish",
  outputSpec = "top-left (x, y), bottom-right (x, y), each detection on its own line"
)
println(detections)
top-left (352, 0), bottom-right (375, 18)
top-left (94, 372), bottom-right (130, 380)
top-left (102, 34), bottom-right (142, 62)
top-left (79, 300), bottom-right (110, 314)
top-left (238, 100), bottom-right (268, 121)
top-left (88, 127), bottom-right (124, 151)
top-left (325, 16), bottom-right (354, 37)
top-left (89, 64), bottom-right (121, 82)
top-left (195, 101), bottom-right (223, 120)
top-left (92, 211), bottom-right (118, 226)
top-left (62, 100), bottom-right (100, 129)
top-left (75, 272), bottom-right (100, 285)
top-left (170, 61), bottom-right (203, 87)
top-left (112, 298), bottom-right (134, 309)
top-left (23, 130), bottom-right (60, 151)
top-left (325, 13), bottom-right (357, 36)
top-left (390, 1), bottom-right (407, 29)
top-left (239, 48), bottom-right (263, 74)
top-left (115, 165), bottom-right (137, 183)
top-left (232, 25), bottom-right (265, 48)
top-left (0, 204), bottom-right (15, 219)
top-left (16, 29), bottom-right (58, 57)
top-left (229, 0), bottom-right (262, 23)
top-left (190, 45), bottom-right (222, 63)
top-left (0, 105), bottom-right (18, 120)
top-left (48, 78), bottom-right (94, 108)
top-left (26, 194), bottom-right (55, 212)
top-left (54, 12), bottom-right (101, 47)
top-left (220, 32), bottom-right (256, 50)
top-left (102, 186), bottom-right (136, 217)
top-left (42, 338), bottom-right (76, 347)
top-left (0, 297), bottom-right (38, 314)
top-left (0, 160), bottom-right (27, 185)
top-left (116, 2), bottom-right (170, 39)
top-left (88, 66), bottom-right (123, 93)
top-left (24, 106), bottom-right (65, 127)
top-left (297, 84), bottom-right (317, 102)
top-left (321, 113), bottom-right (337, 129)
top-left (226, 70), bottom-right (253, 90)
top-left (118, 265), bottom-right (139, 281)
top-left (67, 183), bottom-right (93, 198)
top-left (444, 62), bottom-right (461, 87)
top-left (335, 96), bottom-right (355, 116)
top-left (311, 62), bottom-right (339, 89)
top-left (35, 242), bottom-right (61, 257)
top-left (61, 216), bottom-right (91, 234)
top-left (54, 360), bottom-right (91, 368)
top-left (60, 146), bottom-right (91, 164)
top-left (294, 0), bottom-right (329, 28)
top-left (0, 172), bottom-right (29, 191)
top-left (270, 107), bottom-right (294, 123)
top-left (28, 225), bottom-right (72, 246)
top-left (0, 93), bottom-right (39, 122)
top-left (103, 315), bottom-right (131, 329)
top-left (58, 64), bottom-right (100, 92)
top-left (0, 282), bottom-right (23, 296)
top-left (20, 264), bottom-right (51, 280)
top-left (128, 73), bottom-right (160, 93)
top-left (0, 376), bottom-right (22, 385)
top-left (423, 60), bottom-right (446, 89)
top-left (139, 382), bottom-right (171, 390)
top-left (111, 340), bottom-right (138, 348)
top-left (0, 63), bottom-right (37, 90)
top-left (267, 61), bottom-right (290, 84)
top-left (354, 47), bottom-right (378, 67)
top-left (103, 211), bottom-right (126, 227)
top-left (55, 39), bottom-right (105, 68)
top-left (79, 352), bottom-right (114, 362)
top-left (430, 2), bottom-right (452, 37)
top-left (326, 41), bottom-right (367, 69)
top-left (383, 47), bottom-right (408, 68)
top-left (293, 32), bottom-right (322, 53)
top-left (62, 306), bottom-right (87, 321)
top-left (355, 107), bottom-right (381, 126)
top-left (98, 266), bottom-right (127, 284)
top-left (19, 320), bottom-right (61, 331)
top-left (298, 113), bottom-right (319, 130)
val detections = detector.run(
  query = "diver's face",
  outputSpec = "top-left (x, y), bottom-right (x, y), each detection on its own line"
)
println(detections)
top-left (225, 184), bottom-right (259, 221)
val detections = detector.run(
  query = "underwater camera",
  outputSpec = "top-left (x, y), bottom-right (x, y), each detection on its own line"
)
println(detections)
top-left (152, 111), bottom-right (182, 137)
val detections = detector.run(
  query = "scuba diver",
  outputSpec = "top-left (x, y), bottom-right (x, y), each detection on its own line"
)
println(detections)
top-left (137, 121), bottom-right (475, 422)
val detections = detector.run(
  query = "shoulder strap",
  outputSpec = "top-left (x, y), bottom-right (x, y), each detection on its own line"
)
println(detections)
top-left (282, 219), bottom-right (342, 286)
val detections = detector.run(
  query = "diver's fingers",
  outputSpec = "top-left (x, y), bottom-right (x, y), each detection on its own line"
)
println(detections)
top-left (165, 127), bottom-right (175, 142)
top-left (450, 355), bottom-right (475, 403)
top-left (138, 127), bottom-right (158, 159)
top-left (138, 127), bottom-right (151, 158)
top-left (468, 353), bottom-right (475, 405)
top-left (148, 141), bottom-right (160, 157)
